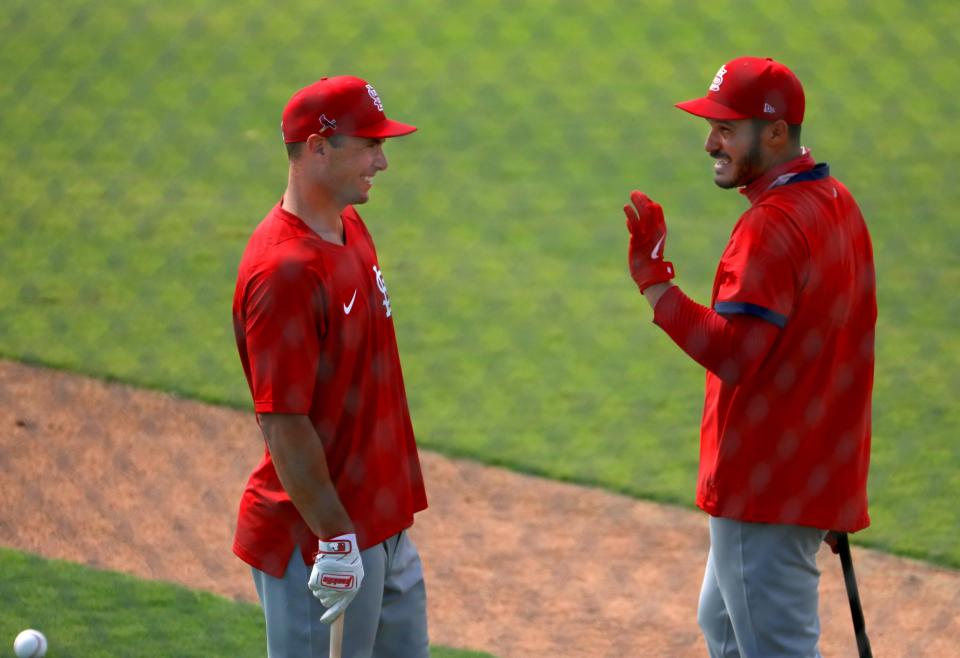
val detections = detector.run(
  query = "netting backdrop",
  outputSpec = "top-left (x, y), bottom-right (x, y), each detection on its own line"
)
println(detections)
top-left (1, 0), bottom-right (959, 656)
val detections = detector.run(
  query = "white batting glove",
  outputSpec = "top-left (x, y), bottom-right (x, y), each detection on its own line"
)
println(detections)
top-left (308, 533), bottom-right (364, 623)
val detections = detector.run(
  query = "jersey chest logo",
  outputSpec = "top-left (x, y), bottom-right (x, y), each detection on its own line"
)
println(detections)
top-left (372, 264), bottom-right (392, 318)
top-left (342, 289), bottom-right (358, 315)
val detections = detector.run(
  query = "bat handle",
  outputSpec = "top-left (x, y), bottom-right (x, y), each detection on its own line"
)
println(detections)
top-left (836, 533), bottom-right (873, 658)
top-left (330, 611), bottom-right (345, 658)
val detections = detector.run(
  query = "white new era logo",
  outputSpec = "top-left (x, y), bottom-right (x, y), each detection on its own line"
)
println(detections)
top-left (763, 102), bottom-right (776, 114)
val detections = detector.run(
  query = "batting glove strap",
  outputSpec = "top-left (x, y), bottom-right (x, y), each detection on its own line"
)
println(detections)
top-left (318, 537), bottom-right (356, 556)
top-left (630, 258), bottom-right (676, 293)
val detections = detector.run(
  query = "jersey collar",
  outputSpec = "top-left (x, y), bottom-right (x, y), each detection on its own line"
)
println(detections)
top-left (740, 148), bottom-right (819, 205)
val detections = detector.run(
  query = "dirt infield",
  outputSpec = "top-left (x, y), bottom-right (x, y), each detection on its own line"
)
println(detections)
top-left (1, 359), bottom-right (958, 657)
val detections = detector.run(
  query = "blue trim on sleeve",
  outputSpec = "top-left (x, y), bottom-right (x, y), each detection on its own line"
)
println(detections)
top-left (714, 301), bottom-right (788, 328)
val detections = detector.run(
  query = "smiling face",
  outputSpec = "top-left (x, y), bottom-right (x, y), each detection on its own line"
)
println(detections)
top-left (321, 135), bottom-right (389, 206)
top-left (704, 118), bottom-right (769, 189)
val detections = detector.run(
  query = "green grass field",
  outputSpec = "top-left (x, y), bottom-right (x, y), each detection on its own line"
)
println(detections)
top-left (0, 548), bottom-right (494, 658)
top-left (1, 0), bottom-right (957, 623)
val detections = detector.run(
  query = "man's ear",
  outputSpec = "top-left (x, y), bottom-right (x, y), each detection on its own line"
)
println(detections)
top-left (767, 119), bottom-right (790, 147)
top-left (305, 133), bottom-right (327, 156)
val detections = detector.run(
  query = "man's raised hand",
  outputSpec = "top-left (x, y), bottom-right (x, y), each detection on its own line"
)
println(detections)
top-left (624, 190), bottom-right (676, 293)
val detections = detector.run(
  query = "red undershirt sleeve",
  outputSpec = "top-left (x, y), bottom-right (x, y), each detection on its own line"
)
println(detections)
top-left (652, 285), bottom-right (782, 385)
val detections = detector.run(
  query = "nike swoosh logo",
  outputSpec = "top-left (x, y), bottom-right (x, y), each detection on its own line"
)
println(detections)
top-left (343, 290), bottom-right (358, 315)
top-left (650, 235), bottom-right (665, 260)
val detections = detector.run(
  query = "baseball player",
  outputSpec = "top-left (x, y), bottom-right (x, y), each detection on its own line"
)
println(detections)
top-left (232, 76), bottom-right (429, 658)
top-left (623, 57), bottom-right (876, 657)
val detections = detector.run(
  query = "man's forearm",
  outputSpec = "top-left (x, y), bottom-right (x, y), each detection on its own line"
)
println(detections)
top-left (648, 285), bottom-right (781, 384)
top-left (259, 413), bottom-right (354, 539)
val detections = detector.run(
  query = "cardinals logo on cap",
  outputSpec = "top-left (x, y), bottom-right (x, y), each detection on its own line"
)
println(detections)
top-left (710, 65), bottom-right (729, 92)
top-left (319, 114), bottom-right (337, 132)
top-left (365, 84), bottom-right (384, 111)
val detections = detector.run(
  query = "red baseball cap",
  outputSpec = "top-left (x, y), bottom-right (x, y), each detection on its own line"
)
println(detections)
top-left (675, 57), bottom-right (805, 125)
top-left (281, 76), bottom-right (417, 143)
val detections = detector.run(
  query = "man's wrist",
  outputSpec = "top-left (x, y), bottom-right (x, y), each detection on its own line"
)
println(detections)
top-left (643, 282), bottom-right (676, 310)
top-left (317, 519), bottom-right (355, 542)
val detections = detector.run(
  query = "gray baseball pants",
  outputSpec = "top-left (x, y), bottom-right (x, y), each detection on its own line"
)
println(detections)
top-left (698, 516), bottom-right (827, 658)
top-left (251, 530), bottom-right (429, 658)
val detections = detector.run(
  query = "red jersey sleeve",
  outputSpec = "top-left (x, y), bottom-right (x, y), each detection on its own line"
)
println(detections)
top-left (653, 286), bottom-right (781, 385)
top-left (713, 205), bottom-right (808, 328)
top-left (243, 253), bottom-right (327, 414)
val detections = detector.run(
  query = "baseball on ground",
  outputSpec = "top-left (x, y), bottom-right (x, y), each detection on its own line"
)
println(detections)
top-left (13, 629), bottom-right (47, 658)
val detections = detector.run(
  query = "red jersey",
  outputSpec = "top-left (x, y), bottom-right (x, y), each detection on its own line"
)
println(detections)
top-left (232, 202), bottom-right (427, 577)
top-left (697, 152), bottom-right (876, 531)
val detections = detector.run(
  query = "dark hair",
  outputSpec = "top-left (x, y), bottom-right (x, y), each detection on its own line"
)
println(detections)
top-left (751, 118), bottom-right (802, 145)
top-left (788, 123), bottom-right (802, 144)
top-left (285, 134), bottom-right (346, 160)
top-left (285, 142), bottom-right (304, 159)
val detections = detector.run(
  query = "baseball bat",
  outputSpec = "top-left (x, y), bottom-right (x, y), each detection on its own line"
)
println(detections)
top-left (329, 611), bottom-right (345, 658)
top-left (835, 532), bottom-right (873, 658)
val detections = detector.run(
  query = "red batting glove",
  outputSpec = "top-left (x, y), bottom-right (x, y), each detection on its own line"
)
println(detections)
top-left (624, 191), bottom-right (675, 293)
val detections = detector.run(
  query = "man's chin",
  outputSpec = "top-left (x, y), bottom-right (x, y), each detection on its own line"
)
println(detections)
top-left (713, 168), bottom-right (759, 190)
top-left (713, 174), bottom-right (739, 190)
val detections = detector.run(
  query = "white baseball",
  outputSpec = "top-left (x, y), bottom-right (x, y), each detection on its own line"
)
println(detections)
top-left (13, 629), bottom-right (47, 658)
